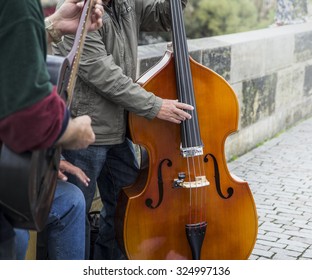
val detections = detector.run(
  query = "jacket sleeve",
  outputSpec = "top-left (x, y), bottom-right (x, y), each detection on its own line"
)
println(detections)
top-left (0, 87), bottom-right (68, 153)
top-left (54, 30), bottom-right (162, 120)
top-left (136, 0), bottom-right (188, 32)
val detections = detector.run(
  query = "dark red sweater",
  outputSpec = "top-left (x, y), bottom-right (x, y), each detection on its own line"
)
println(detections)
top-left (0, 87), bottom-right (69, 153)
top-left (0, 0), bottom-right (69, 153)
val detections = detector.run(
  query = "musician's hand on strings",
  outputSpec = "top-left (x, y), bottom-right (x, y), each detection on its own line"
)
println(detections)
top-left (47, 0), bottom-right (104, 37)
top-left (156, 99), bottom-right (194, 124)
top-left (58, 160), bottom-right (90, 187)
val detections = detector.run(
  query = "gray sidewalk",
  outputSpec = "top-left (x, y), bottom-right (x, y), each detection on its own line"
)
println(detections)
top-left (228, 117), bottom-right (312, 260)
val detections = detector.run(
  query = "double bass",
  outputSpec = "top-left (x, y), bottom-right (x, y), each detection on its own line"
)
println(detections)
top-left (116, 0), bottom-right (258, 260)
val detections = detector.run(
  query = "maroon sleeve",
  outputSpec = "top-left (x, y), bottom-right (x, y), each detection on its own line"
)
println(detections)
top-left (0, 86), bottom-right (68, 153)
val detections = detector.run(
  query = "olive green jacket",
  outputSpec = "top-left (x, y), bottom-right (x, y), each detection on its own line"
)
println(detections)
top-left (53, 0), bottom-right (187, 145)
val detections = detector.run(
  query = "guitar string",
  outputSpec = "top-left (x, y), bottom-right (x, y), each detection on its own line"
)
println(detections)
top-left (66, 0), bottom-right (92, 106)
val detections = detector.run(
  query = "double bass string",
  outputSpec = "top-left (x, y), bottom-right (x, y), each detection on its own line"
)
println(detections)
top-left (170, 0), bottom-right (195, 222)
top-left (170, 0), bottom-right (208, 225)
top-left (171, 0), bottom-right (200, 224)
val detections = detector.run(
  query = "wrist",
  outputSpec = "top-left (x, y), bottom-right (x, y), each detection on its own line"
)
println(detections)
top-left (55, 118), bottom-right (75, 148)
top-left (44, 17), bottom-right (62, 44)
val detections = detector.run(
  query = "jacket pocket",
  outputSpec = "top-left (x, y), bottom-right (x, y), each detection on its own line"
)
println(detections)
top-left (119, 0), bottom-right (133, 20)
top-left (70, 80), bottom-right (95, 117)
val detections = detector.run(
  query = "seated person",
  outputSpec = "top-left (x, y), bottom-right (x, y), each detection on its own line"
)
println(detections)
top-left (14, 159), bottom-right (90, 260)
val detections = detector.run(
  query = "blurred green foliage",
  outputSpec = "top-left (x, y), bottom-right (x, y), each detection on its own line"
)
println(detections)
top-left (184, 0), bottom-right (276, 38)
top-left (139, 0), bottom-right (277, 44)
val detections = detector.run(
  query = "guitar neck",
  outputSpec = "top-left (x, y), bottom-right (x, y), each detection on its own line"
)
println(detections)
top-left (58, 0), bottom-right (94, 107)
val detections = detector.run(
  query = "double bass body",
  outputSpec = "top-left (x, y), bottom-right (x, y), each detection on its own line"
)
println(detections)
top-left (116, 50), bottom-right (258, 260)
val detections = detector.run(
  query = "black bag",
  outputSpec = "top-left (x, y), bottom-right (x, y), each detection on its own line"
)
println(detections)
top-left (88, 211), bottom-right (100, 259)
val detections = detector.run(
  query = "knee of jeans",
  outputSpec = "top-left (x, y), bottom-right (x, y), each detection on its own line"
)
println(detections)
top-left (74, 189), bottom-right (86, 215)
top-left (65, 185), bottom-right (86, 214)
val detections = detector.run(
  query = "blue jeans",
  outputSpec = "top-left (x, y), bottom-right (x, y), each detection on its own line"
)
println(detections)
top-left (0, 211), bottom-right (15, 260)
top-left (63, 138), bottom-right (139, 259)
top-left (12, 180), bottom-right (85, 260)
top-left (45, 180), bottom-right (86, 259)
top-left (14, 229), bottom-right (29, 260)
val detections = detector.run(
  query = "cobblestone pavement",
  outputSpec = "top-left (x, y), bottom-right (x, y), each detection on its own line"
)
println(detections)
top-left (228, 117), bottom-right (312, 260)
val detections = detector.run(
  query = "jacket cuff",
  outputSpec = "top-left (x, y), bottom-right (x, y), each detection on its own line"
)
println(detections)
top-left (146, 95), bottom-right (163, 120)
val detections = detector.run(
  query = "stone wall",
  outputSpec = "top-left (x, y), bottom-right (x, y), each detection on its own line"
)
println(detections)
top-left (136, 22), bottom-right (312, 160)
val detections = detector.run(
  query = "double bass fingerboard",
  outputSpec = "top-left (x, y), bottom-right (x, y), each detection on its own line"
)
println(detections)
top-left (170, 0), bottom-right (203, 155)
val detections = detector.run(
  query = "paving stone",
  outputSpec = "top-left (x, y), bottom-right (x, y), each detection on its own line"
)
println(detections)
top-left (228, 117), bottom-right (312, 260)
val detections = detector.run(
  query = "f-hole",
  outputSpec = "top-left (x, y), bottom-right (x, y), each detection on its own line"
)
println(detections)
top-left (145, 158), bottom-right (172, 209)
top-left (204, 154), bottom-right (234, 199)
